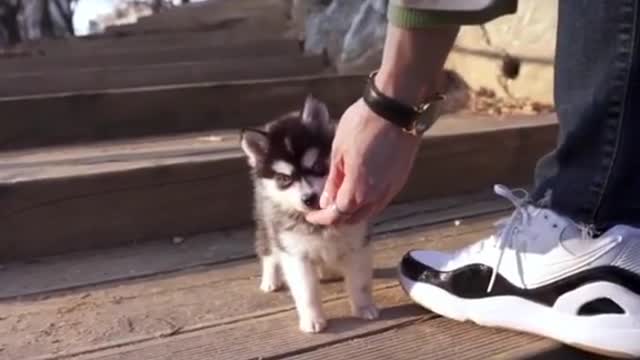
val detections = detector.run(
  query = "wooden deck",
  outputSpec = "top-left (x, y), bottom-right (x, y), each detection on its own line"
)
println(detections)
top-left (0, 2), bottom-right (592, 358)
top-left (0, 194), bottom-right (603, 360)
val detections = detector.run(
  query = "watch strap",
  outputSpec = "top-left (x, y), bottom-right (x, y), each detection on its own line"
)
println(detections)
top-left (362, 71), bottom-right (444, 132)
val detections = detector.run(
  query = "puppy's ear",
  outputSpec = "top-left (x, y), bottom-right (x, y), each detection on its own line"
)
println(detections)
top-left (301, 94), bottom-right (332, 131)
top-left (240, 128), bottom-right (269, 167)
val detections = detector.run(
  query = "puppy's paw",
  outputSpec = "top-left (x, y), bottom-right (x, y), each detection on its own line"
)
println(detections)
top-left (299, 314), bottom-right (327, 333)
top-left (352, 303), bottom-right (379, 320)
top-left (260, 277), bottom-right (283, 293)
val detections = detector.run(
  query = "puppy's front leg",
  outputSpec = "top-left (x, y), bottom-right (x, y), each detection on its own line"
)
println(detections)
top-left (260, 254), bottom-right (283, 293)
top-left (342, 246), bottom-right (379, 320)
top-left (280, 253), bottom-right (327, 333)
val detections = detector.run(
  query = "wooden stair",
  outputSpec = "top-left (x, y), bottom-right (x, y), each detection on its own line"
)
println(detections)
top-left (0, 0), bottom-right (558, 265)
top-left (0, 75), bottom-right (362, 151)
top-left (0, 0), bottom-right (335, 150)
top-left (0, 39), bottom-right (303, 73)
top-left (0, 55), bottom-right (328, 97)
top-left (0, 114), bottom-right (557, 261)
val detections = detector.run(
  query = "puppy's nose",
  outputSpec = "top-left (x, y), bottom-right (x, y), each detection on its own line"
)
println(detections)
top-left (302, 193), bottom-right (319, 209)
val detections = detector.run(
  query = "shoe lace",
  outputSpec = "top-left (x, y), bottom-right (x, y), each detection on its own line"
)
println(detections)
top-left (486, 184), bottom-right (532, 293)
top-left (580, 224), bottom-right (596, 240)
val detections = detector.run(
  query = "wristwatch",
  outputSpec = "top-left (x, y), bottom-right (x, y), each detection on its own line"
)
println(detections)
top-left (362, 71), bottom-right (445, 136)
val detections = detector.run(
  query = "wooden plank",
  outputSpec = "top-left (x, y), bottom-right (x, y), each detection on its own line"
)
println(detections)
top-left (491, 340), bottom-right (604, 359)
top-left (12, 27), bottom-right (287, 57)
top-left (0, 75), bottom-right (362, 151)
top-left (0, 154), bottom-right (251, 261)
top-left (396, 115), bottom-right (556, 203)
top-left (105, 14), bottom-right (288, 36)
top-left (0, 193), bottom-right (505, 300)
top-left (141, 0), bottom-right (289, 21)
top-left (0, 131), bottom-right (241, 180)
top-left (111, 1), bottom-right (289, 35)
top-left (0, 55), bottom-right (327, 97)
top-left (51, 288), bottom-right (430, 360)
top-left (0, 39), bottom-right (302, 73)
top-left (0, 115), bottom-right (556, 261)
top-left (283, 318), bottom-right (592, 360)
top-left (106, 0), bottom-right (288, 35)
top-left (0, 113), bottom-right (548, 180)
top-left (0, 212), bottom-right (497, 360)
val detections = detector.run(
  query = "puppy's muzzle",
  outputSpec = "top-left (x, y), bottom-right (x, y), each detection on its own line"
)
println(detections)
top-left (302, 193), bottom-right (320, 210)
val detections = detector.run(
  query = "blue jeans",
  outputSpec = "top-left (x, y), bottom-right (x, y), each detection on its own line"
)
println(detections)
top-left (532, 0), bottom-right (640, 232)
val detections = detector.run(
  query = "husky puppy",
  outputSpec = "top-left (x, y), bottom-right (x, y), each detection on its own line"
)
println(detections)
top-left (240, 95), bottom-right (379, 333)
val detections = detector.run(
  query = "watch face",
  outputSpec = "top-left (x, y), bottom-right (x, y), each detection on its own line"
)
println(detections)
top-left (414, 118), bottom-right (431, 134)
top-left (414, 104), bottom-right (440, 134)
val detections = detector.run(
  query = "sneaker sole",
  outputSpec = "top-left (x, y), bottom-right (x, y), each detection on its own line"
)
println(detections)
top-left (398, 270), bottom-right (640, 359)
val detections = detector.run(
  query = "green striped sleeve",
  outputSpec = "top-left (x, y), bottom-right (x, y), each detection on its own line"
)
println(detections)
top-left (388, 0), bottom-right (518, 28)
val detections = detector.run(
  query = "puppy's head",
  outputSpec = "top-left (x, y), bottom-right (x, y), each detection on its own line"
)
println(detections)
top-left (241, 95), bottom-right (335, 213)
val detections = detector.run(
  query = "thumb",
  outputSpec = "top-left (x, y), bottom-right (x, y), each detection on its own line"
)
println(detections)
top-left (319, 157), bottom-right (343, 209)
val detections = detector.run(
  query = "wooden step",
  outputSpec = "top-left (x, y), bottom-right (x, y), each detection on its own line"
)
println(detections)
top-left (106, 0), bottom-right (289, 35)
top-left (0, 75), bottom-right (363, 151)
top-left (0, 193), bottom-right (508, 300)
top-left (0, 55), bottom-right (328, 97)
top-left (11, 24), bottom-right (290, 57)
top-left (147, 0), bottom-right (289, 19)
top-left (0, 203), bottom-right (591, 360)
top-left (106, 12), bottom-right (288, 36)
top-left (0, 114), bottom-right (557, 261)
top-left (0, 39), bottom-right (303, 73)
top-left (138, 0), bottom-right (289, 25)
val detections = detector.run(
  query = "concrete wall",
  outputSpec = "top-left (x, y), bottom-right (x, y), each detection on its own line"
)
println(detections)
top-left (446, 0), bottom-right (558, 104)
top-left (296, 0), bottom-right (558, 104)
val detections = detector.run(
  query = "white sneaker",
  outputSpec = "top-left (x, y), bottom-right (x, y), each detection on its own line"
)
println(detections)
top-left (398, 185), bottom-right (640, 359)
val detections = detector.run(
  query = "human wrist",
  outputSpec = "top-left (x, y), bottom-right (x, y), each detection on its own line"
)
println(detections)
top-left (373, 67), bottom-right (438, 107)
top-left (374, 24), bottom-right (458, 106)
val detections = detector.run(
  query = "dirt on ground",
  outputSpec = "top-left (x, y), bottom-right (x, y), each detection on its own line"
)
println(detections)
top-left (468, 86), bottom-right (555, 116)
top-left (440, 70), bottom-right (555, 117)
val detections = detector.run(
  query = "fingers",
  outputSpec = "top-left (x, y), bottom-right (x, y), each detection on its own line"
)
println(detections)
top-left (306, 168), bottom-right (359, 225)
top-left (305, 206), bottom-right (341, 225)
top-left (306, 148), bottom-right (345, 225)
top-left (342, 184), bottom-right (391, 225)
top-left (333, 161), bottom-right (358, 212)
top-left (320, 145), bottom-right (344, 209)
top-left (306, 199), bottom-right (383, 226)
top-left (307, 176), bottom-right (389, 226)
top-left (319, 157), bottom-right (342, 209)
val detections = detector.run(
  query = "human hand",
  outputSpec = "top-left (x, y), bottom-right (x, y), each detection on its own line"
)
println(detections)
top-left (305, 99), bottom-right (421, 225)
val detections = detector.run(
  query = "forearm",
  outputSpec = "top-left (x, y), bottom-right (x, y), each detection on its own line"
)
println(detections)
top-left (373, 0), bottom-right (518, 105)
top-left (375, 23), bottom-right (459, 105)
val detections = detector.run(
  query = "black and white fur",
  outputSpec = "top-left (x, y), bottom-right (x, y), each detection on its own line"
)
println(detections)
top-left (240, 95), bottom-right (379, 333)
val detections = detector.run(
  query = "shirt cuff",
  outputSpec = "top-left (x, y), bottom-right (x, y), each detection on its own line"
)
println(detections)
top-left (387, 0), bottom-right (518, 28)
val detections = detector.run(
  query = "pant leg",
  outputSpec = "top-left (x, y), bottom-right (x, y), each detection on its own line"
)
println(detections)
top-left (532, 0), bottom-right (640, 232)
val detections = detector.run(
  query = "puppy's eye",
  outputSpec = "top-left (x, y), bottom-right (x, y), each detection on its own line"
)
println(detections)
top-left (275, 173), bottom-right (293, 187)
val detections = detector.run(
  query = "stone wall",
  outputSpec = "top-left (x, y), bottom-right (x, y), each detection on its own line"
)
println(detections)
top-left (447, 0), bottom-right (557, 104)
top-left (296, 0), bottom-right (558, 104)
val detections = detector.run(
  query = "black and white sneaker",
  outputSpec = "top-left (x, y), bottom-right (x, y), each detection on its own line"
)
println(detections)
top-left (398, 185), bottom-right (640, 358)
